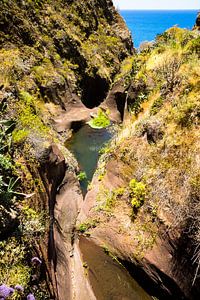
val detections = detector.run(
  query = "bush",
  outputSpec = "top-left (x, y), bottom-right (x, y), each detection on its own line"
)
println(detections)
top-left (171, 94), bottom-right (200, 127)
top-left (185, 36), bottom-right (200, 57)
top-left (0, 120), bottom-right (18, 204)
top-left (77, 171), bottom-right (87, 181)
top-left (128, 91), bottom-right (148, 115)
top-left (0, 154), bottom-right (12, 170)
top-left (78, 219), bottom-right (98, 233)
top-left (150, 97), bottom-right (164, 115)
top-left (19, 206), bottom-right (45, 237)
top-left (87, 108), bottom-right (110, 129)
top-left (12, 91), bottom-right (49, 144)
top-left (129, 179), bottom-right (146, 210)
top-left (0, 238), bottom-right (31, 288)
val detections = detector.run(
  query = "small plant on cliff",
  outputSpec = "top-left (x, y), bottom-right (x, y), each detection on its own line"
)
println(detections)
top-left (77, 171), bottom-right (87, 181)
top-left (129, 179), bottom-right (146, 213)
top-left (128, 92), bottom-right (148, 116)
top-left (78, 219), bottom-right (99, 233)
top-left (19, 205), bottom-right (46, 237)
top-left (87, 108), bottom-right (110, 129)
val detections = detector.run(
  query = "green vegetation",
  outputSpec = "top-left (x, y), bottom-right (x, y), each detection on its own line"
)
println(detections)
top-left (78, 219), bottom-right (99, 233)
top-left (0, 118), bottom-right (18, 204)
top-left (0, 92), bottom-right (49, 298)
top-left (12, 91), bottom-right (49, 144)
top-left (150, 97), bottom-right (164, 115)
top-left (77, 171), bottom-right (87, 181)
top-left (0, 238), bottom-right (31, 287)
top-left (87, 108), bottom-right (110, 129)
top-left (20, 205), bottom-right (46, 236)
top-left (0, 0), bottom-right (199, 296)
top-left (0, 198), bottom-right (47, 297)
top-left (82, 23), bottom-right (126, 79)
top-left (96, 185), bottom-right (125, 213)
top-left (129, 179), bottom-right (146, 210)
top-left (128, 92), bottom-right (148, 115)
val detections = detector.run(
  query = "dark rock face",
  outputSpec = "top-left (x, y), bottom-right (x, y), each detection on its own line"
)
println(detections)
top-left (80, 74), bottom-right (109, 108)
top-left (0, 0), bottom-right (133, 108)
top-left (195, 12), bottom-right (200, 29)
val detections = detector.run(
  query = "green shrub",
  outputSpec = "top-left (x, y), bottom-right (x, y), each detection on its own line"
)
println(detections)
top-left (12, 129), bottom-right (29, 144)
top-left (20, 206), bottom-right (45, 236)
top-left (0, 154), bottom-right (12, 170)
top-left (78, 219), bottom-right (98, 233)
top-left (185, 36), bottom-right (200, 57)
top-left (12, 91), bottom-right (49, 144)
top-left (87, 108), bottom-right (110, 129)
top-left (171, 94), bottom-right (200, 127)
top-left (0, 121), bottom-right (17, 203)
top-left (129, 179), bottom-right (146, 210)
top-left (77, 171), bottom-right (87, 181)
top-left (128, 92), bottom-right (147, 116)
top-left (0, 238), bottom-right (31, 288)
top-left (150, 97), bottom-right (164, 115)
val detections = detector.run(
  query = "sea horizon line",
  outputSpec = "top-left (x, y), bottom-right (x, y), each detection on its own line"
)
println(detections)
top-left (119, 9), bottom-right (199, 11)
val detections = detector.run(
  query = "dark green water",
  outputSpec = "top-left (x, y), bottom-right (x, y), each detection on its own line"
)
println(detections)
top-left (66, 124), bottom-right (113, 193)
top-left (79, 236), bottom-right (152, 300)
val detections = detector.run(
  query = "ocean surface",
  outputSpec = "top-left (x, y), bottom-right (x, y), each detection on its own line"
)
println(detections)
top-left (120, 10), bottom-right (199, 48)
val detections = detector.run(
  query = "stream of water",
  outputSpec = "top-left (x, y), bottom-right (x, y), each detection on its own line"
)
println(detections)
top-left (66, 124), bottom-right (113, 193)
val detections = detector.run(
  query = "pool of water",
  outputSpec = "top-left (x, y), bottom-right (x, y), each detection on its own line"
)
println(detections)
top-left (66, 124), bottom-right (113, 193)
top-left (79, 236), bottom-right (152, 300)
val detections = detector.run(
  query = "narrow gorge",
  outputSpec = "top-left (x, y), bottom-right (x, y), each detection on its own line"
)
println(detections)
top-left (0, 1), bottom-right (200, 300)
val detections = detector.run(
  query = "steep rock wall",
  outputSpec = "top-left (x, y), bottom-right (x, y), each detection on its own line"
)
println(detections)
top-left (77, 27), bottom-right (200, 300)
top-left (0, 1), bottom-right (133, 298)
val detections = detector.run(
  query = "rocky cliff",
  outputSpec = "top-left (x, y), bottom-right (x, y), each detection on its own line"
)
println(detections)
top-left (78, 27), bottom-right (200, 299)
top-left (1, 2), bottom-right (200, 300)
top-left (0, 1), bottom-right (133, 299)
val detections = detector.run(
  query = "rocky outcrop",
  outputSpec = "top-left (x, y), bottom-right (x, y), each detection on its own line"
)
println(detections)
top-left (0, 0), bottom-right (133, 110)
top-left (195, 12), bottom-right (200, 30)
top-left (54, 171), bottom-right (83, 300)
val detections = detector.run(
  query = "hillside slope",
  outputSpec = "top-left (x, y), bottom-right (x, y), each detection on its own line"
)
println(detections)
top-left (78, 27), bottom-right (200, 299)
top-left (0, 1), bottom-right (132, 299)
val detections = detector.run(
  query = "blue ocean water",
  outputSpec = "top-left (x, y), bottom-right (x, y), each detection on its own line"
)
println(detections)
top-left (120, 10), bottom-right (199, 48)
